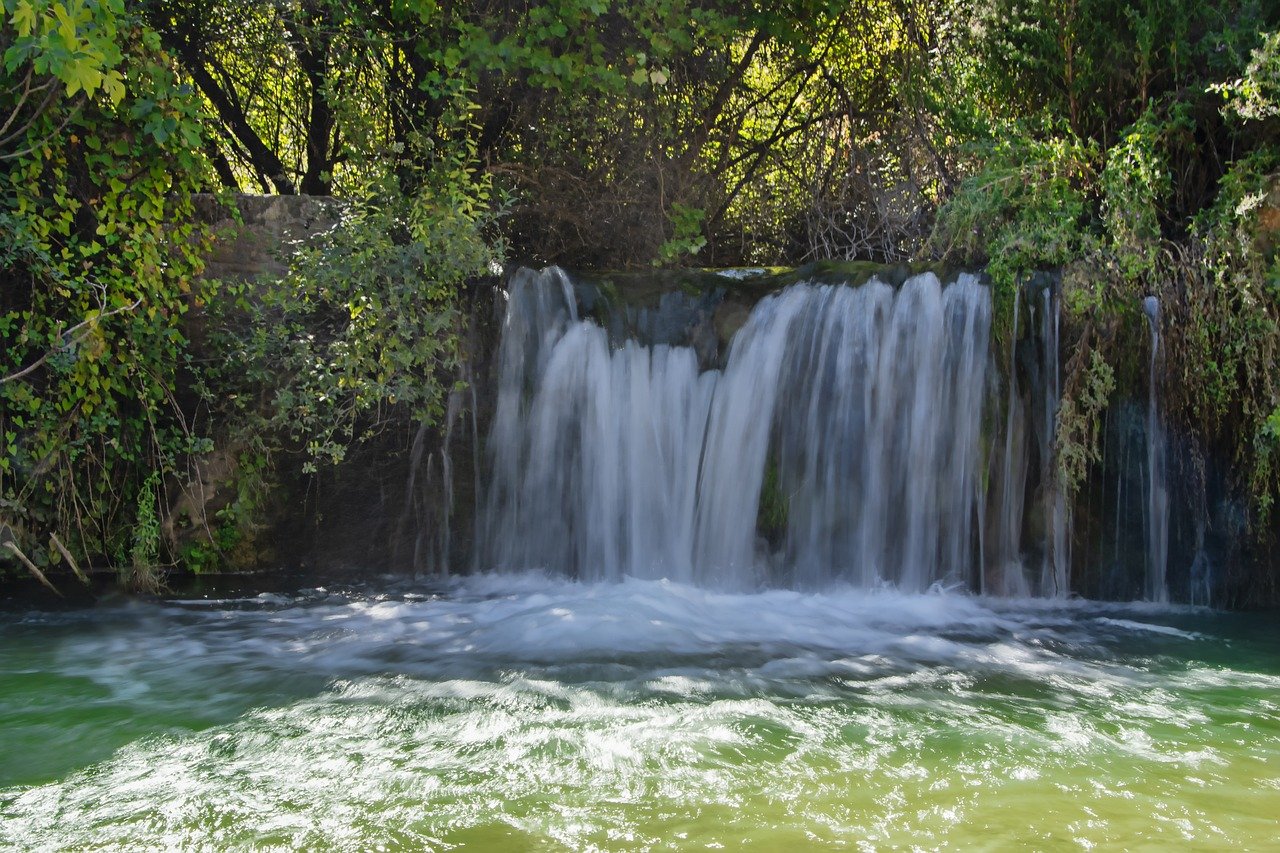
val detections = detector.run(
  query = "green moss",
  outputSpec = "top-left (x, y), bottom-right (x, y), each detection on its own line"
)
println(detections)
top-left (756, 458), bottom-right (789, 546)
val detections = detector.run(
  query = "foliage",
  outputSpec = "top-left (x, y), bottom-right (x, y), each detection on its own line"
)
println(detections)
top-left (127, 470), bottom-right (161, 591)
top-left (3, 0), bottom-right (1280, 586)
top-left (1099, 110), bottom-right (1171, 281)
top-left (166, 140), bottom-right (502, 573)
top-left (1055, 347), bottom-right (1116, 496)
top-left (1171, 146), bottom-right (1280, 518)
top-left (931, 128), bottom-right (1098, 292)
top-left (932, 6), bottom-right (1280, 517)
top-left (1, 2), bottom-right (212, 587)
top-left (173, 436), bottom-right (271, 574)
top-left (1, 0), bottom-right (127, 156)
top-left (200, 137), bottom-right (501, 482)
top-left (139, 0), bottom-right (940, 266)
top-left (1215, 31), bottom-right (1280, 123)
top-left (1261, 406), bottom-right (1280, 519)
top-left (655, 203), bottom-right (707, 265)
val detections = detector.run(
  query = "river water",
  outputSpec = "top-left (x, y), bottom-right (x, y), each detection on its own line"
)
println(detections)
top-left (3, 574), bottom-right (1277, 850)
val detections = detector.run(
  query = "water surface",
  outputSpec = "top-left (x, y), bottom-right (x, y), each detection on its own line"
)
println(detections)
top-left (2, 574), bottom-right (1277, 849)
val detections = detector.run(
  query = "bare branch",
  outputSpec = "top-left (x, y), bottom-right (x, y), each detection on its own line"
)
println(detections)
top-left (3, 541), bottom-right (63, 597)
top-left (49, 532), bottom-right (90, 585)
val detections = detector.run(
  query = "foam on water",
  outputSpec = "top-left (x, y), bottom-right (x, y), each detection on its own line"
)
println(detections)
top-left (2, 577), bottom-right (1278, 849)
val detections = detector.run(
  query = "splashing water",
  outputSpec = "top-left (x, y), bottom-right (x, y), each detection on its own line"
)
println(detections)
top-left (1037, 284), bottom-right (1071, 597)
top-left (1, 580), bottom-right (1277, 849)
top-left (7, 270), bottom-right (1266, 849)
top-left (991, 285), bottom-right (1032, 596)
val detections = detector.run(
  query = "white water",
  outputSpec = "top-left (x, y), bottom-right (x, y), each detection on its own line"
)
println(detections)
top-left (4, 576), bottom-right (1277, 850)
top-left (990, 286), bottom-right (1032, 596)
top-left (1037, 286), bottom-right (1071, 597)
top-left (479, 268), bottom-right (991, 591)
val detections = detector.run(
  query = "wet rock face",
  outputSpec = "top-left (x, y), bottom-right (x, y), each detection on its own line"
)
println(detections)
top-left (167, 235), bottom-right (1280, 602)
top-left (183, 194), bottom-right (420, 576)
top-left (478, 267), bottom-right (993, 590)
top-left (713, 301), bottom-right (751, 351)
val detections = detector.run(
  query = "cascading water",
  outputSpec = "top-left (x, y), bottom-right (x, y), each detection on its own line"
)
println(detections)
top-left (763, 277), bottom-right (990, 590)
top-left (478, 267), bottom-right (991, 591)
top-left (1038, 285), bottom-right (1071, 597)
top-left (1143, 295), bottom-right (1170, 603)
top-left (990, 286), bottom-right (1031, 596)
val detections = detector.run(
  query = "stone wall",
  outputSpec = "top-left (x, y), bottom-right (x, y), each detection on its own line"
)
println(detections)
top-left (192, 194), bottom-right (343, 280)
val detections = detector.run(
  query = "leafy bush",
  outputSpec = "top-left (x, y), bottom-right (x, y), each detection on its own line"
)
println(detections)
top-left (179, 133), bottom-right (504, 577)
top-left (214, 146), bottom-right (500, 474)
top-left (931, 127), bottom-right (1098, 292)
top-left (1, 3), bottom-right (212, 588)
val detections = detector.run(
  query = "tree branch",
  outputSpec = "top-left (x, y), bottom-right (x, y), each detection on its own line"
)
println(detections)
top-left (1, 299), bottom-right (142, 385)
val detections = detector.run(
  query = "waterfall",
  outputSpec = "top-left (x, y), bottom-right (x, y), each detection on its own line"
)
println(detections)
top-left (1035, 285), bottom-right (1070, 597)
top-left (991, 286), bottom-right (1031, 596)
top-left (478, 268), bottom-right (991, 591)
top-left (1143, 296), bottom-right (1170, 602)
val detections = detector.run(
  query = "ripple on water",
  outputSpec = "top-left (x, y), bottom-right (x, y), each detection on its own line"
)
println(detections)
top-left (1, 574), bottom-right (1278, 849)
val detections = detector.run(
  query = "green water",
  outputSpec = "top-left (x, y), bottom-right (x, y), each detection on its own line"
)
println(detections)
top-left (2, 575), bottom-right (1277, 850)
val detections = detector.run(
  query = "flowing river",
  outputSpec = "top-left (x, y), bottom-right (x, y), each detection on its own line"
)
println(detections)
top-left (3, 574), bottom-right (1277, 850)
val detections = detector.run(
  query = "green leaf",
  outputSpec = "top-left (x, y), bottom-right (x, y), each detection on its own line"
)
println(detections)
top-left (11, 0), bottom-right (36, 36)
top-left (62, 56), bottom-right (104, 98)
